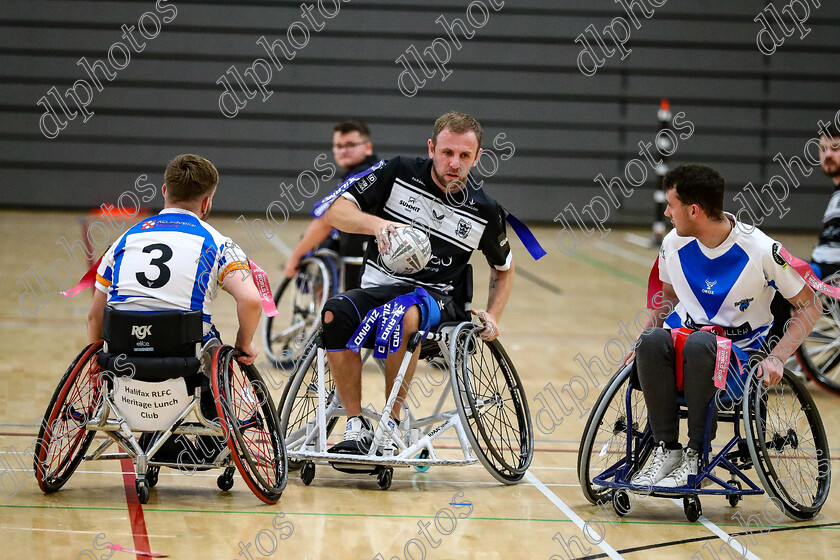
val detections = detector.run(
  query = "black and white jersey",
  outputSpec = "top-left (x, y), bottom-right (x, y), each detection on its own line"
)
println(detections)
top-left (811, 186), bottom-right (840, 265)
top-left (340, 156), bottom-right (512, 296)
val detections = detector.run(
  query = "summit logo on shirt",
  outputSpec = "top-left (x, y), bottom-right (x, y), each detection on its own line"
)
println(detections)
top-left (703, 279), bottom-right (717, 294)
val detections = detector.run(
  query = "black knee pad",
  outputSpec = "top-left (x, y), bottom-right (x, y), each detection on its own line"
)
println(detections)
top-left (321, 296), bottom-right (360, 350)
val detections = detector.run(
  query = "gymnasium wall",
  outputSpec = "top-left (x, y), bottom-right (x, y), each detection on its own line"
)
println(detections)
top-left (1, 0), bottom-right (839, 231)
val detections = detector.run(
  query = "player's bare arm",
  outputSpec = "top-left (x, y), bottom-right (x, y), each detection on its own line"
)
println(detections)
top-left (221, 269), bottom-right (263, 365)
top-left (285, 217), bottom-right (335, 278)
top-left (471, 262), bottom-right (514, 341)
top-left (325, 197), bottom-right (406, 251)
top-left (758, 284), bottom-right (820, 386)
top-left (86, 289), bottom-right (107, 344)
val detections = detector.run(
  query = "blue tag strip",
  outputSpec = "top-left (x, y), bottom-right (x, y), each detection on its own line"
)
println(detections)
top-left (505, 211), bottom-right (546, 261)
top-left (346, 288), bottom-right (441, 358)
top-left (312, 159), bottom-right (386, 218)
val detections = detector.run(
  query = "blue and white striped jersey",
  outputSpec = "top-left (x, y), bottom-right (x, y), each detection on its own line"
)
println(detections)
top-left (659, 214), bottom-right (805, 349)
top-left (95, 208), bottom-right (249, 332)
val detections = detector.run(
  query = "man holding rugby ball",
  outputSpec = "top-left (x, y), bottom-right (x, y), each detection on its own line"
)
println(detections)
top-left (322, 111), bottom-right (514, 456)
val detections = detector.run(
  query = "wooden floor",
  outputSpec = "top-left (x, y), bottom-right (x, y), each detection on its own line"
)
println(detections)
top-left (1, 209), bottom-right (838, 560)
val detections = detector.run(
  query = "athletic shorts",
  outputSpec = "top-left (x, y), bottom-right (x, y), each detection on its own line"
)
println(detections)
top-left (323, 285), bottom-right (468, 351)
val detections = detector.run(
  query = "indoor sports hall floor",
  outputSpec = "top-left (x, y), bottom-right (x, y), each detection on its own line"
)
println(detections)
top-left (1, 209), bottom-right (837, 559)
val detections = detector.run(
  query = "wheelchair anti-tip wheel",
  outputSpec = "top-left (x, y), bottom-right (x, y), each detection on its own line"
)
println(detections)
top-left (34, 341), bottom-right (104, 493)
top-left (577, 362), bottom-right (651, 505)
top-left (278, 333), bottom-right (340, 466)
top-left (213, 345), bottom-right (288, 504)
top-left (263, 257), bottom-right (334, 369)
top-left (451, 324), bottom-right (533, 484)
top-left (794, 283), bottom-right (840, 396)
top-left (743, 366), bottom-right (831, 520)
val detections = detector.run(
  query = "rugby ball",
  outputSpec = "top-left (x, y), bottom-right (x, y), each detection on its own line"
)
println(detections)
top-left (380, 226), bottom-right (432, 275)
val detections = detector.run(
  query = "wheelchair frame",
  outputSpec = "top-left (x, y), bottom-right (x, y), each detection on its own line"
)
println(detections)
top-left (279, 321), bottom-right (534, 489)
top-left (34, 341), bottom-right (288, 505)
top-left (578, 358), bottom-right (831, 522)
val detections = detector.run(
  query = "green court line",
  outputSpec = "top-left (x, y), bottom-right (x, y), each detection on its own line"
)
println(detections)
top-left (570, 252), bottom-right (647, 287)
top-left (2, 504), bottom-right (836, 530)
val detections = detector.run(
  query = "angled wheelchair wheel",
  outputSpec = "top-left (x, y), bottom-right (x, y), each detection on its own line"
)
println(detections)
top-left (578, 362), bottom-right (650, 505)
top-left (262, 257), bottom-right (334, 369)
top-left (34, 341), bottom-right (104, 493)
top-left (794, 285), bottom-right (840, 396)
top-left (743, 366), bottom-right (831, 520)
top-left (213, 345), bottom-right (287, 504)
top-left (451, 324), bottom-right (533, 484)
top-left (278, 333), bottom-right (339, 461)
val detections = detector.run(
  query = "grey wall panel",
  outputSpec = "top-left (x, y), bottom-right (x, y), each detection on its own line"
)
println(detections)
top-left (2, 0), bottom-right (840, 234)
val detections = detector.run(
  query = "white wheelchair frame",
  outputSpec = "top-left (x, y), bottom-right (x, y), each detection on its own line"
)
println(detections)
top-left (281, 321), bottom-right (533, 489)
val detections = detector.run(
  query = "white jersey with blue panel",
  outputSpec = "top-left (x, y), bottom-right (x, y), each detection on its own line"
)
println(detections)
top-left (94, 208), bottom-right (250, 334)
top-left (659, 213), bottom-right (805, 350)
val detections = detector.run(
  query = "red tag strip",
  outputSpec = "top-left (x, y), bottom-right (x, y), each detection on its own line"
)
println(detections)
top-left (671, 326), bottom-right (735, 391)
top-left (61, 256), bottom-right (279, 318)
top-left (61, 256), bottom-right (102, 297)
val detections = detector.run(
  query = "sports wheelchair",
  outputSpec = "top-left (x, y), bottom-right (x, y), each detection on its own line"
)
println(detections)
top-left (276, 269), bottom-right (534, 489)
top-left (578, 355), bottom-right (831, 522)
top-left (262, 247), bottom-right (363, 369)
top-left (34, 308), bottom-right (287, 504)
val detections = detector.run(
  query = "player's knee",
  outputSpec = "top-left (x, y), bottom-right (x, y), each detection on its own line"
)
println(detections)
top-left (404, 305), bottom-right (421, 331)
top-left (322, 296), bottom-right (359, 349)
top-left (683, 330), bottom-right (716, 359)
top-left (636, 327), bottom-right (669, 355)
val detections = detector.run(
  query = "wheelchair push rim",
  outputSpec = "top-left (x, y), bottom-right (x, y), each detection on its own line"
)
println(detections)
top-left (213, 345), bottom-right (287, 504)
top-left (743, 367), bottom-right (832, 520)
top-left (577, 362), bottom-right (651, 505)
top-left (34, 341), bottom-right (104, 493)
top-left (451, 324), bottom-right (534, 484)
top-left (263, 257), bottom-right (333, 369)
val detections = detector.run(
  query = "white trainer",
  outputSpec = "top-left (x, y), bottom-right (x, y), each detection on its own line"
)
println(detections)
top-left (660, 448), bottom-right (700, 488)
top-left (630, 442), bottom-right (683, 486)
top-left (375, 416), bottom-right (401, 456)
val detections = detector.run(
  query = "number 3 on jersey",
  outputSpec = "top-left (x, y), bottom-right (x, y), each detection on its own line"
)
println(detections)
top-left (136, 243), bottom-right (173, 288)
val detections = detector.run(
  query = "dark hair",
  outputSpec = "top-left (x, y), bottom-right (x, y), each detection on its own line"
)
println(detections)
top-left (333, 120), bottom-right (371, 141)
top-left (432, 111), bottom-right (483, 148)
top-left (164, 154), bottom-right (218, 202)
top-left (820, 120), bottom-right (840, 143)
top-left (663, 164), bottom-right (725, 220)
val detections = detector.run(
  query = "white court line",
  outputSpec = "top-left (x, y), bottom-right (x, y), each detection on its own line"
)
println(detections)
top-left (669, 499), bottom-right (762, 560)
top-left (0, 526), bottom-right (177, 538)
top-left (265, 232), bottom-right (292, 257)
top-left (624, 233), bottom-right (656, 249)
top-left (525, 471), bottom-right (625, 560)
top-left (594, 240), bottom-right (654, 267)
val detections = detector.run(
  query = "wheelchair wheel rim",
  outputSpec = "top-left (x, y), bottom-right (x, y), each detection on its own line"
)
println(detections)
top-left (35, 342), bottom-right (103, 491)
top-left (745, 369), bottom-right (831, 519)
top-left (577, 363), bottom-right (650, 505)
top-left (278, 334), bottom-right (339, 452)
top-left (454, 325), bottom-right (533, 478)
top-left (214, 347), bottom-right (286, 503)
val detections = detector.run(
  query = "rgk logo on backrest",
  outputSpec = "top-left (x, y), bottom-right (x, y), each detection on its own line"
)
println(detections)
top-left (131, 325), bottom-right (152, 340)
